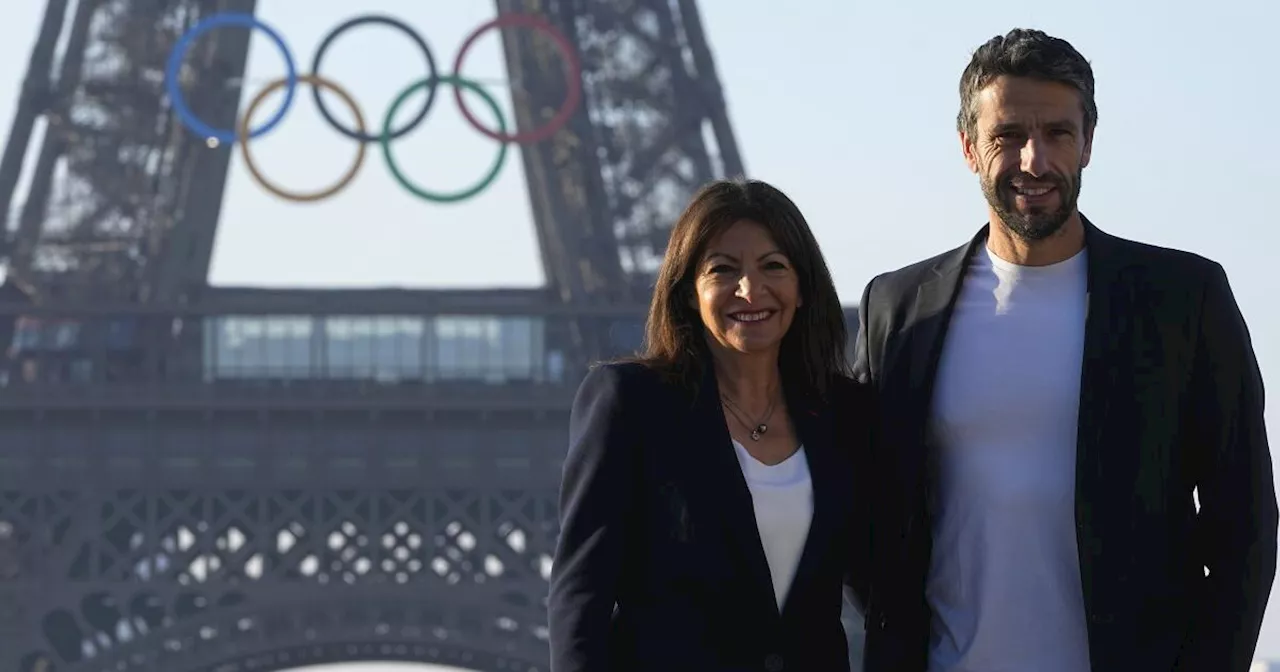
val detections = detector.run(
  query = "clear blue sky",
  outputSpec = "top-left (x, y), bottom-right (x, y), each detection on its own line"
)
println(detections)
top-left (0, 0), bottom-right (1276, 668)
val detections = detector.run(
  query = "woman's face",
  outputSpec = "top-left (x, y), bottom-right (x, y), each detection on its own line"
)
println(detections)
top-left (691, 219), bottom-right (801, 358)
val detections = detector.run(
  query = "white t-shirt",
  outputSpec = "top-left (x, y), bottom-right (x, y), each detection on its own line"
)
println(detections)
top-left (733, 440), bottom-right (813, 610)
top-left (925, 244), bottom-right (1092, 672)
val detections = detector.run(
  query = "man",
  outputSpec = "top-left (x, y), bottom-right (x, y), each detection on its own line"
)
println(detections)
top-left (853, 28), bottom-right (1276, 672)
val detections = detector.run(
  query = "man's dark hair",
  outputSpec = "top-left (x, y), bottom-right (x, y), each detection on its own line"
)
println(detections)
top-left (957, 29), bottom-right (1097, 137)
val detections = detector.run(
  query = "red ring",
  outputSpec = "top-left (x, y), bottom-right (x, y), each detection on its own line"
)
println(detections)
top-left (451, 14), bottom-right (582, 144)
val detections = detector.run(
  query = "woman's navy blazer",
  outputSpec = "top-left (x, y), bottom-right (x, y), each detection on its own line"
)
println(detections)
top-left (547, 361), bottom-right (875, 671)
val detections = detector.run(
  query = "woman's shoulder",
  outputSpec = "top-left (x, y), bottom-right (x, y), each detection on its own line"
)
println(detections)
top-left (824, 374), bottom-right (878, 424)
top-left (828, 373), bottom-right (874, 402)
top-left (570, 361), bottom-right (689, 436)
top-left (822, 376), bottom-right (878, 463)
top-left (576, 359), bottom-right (673, 403)
top-left (583, 359), bottom-right (662, 387)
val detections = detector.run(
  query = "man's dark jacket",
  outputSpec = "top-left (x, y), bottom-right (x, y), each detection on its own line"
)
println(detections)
top-left (852, 217), bottom-right (1277, 671)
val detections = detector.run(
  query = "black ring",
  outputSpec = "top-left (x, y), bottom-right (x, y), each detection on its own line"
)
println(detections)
top-left (309, 14), bottom-right (439, 143)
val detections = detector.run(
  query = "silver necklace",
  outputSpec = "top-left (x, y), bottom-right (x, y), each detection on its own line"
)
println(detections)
top-left (720, 392), bottom-right (778, 441)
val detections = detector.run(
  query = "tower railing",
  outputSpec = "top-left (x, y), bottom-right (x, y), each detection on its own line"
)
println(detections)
top-left (0, 301), bottom-right (650, 408)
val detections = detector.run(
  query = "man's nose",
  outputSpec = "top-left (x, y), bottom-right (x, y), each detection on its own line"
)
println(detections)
top-left (1020, 137), bottom-right (1050, 176)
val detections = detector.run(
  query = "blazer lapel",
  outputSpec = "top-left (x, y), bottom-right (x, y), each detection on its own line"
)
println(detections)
top-left (1073, 215), bottom-right (1131, 621)
top-left (778, 397), bottom-right (838, 618)
top-left (905, 229), bottom-right (985, 399)
top-left (685, 366), bottom-right (781, 619)
top-left (895, 228), bottom-right (985, 517)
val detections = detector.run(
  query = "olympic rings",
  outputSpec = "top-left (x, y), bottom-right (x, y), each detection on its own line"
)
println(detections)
top-left (310, 15), bottom-right (439, 144)
top-left (165, 13), bottom-right (297, 145)
top-left (452, 14), bottom-right (582, 144)
top-left (164, 11), bottom-right (584, 205)
top-left (239, 75), bottom-right (368, 203)
top-left (381, 75), bottom-right (509, 204)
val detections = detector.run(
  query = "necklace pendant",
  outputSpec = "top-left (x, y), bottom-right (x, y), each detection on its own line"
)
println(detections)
top-left (751, 424), bottom-right (766, 441)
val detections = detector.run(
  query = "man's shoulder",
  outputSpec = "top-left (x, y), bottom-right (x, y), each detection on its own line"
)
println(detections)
top-left (863, 241), bottom-right (969, 304)
top-left (863, 227), bottom-right (1225, 293)
top-left (1104, 229), bottom-right (1224, 280)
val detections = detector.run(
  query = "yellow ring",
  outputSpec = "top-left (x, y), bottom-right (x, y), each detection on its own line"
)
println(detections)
top-left (237, 74), bottom-right (367, 203)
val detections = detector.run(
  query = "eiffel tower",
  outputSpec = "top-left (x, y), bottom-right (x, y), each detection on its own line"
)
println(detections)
top-left (0, 0), bottom-right (859, 670)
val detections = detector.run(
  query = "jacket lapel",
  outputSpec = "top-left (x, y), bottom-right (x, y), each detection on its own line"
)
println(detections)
top-left (779, 396), bottom-right (838, 618)
top-left (905, 229), bottom-right (985, 399)
top-left (1073, 216), bottom-right (1130, 624)
top-left (685, 366), bottom-right (781, 619)
top-left (894, 229), bottom-right (985, 520)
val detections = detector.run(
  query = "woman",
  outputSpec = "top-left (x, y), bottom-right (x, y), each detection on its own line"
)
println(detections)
top-left (547, 178), bottom-right (875, 671)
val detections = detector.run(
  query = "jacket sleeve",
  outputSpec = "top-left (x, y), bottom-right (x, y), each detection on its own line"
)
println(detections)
top-left (852, 277), bottom-right (877, 386)
top-left (1175, 262), bottom-right (1278, 671)
top-left (843, 278), bottom-right (880, 615)
top-left (548, 364), bottom-right (638, 672)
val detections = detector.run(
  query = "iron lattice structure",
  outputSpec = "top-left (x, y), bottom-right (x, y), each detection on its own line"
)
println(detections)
top-left (497, 0), bottom-right (744, 303)
top-left (0, 0), bottom-right (258, 304)
top-left (0, 401), bottom-right (569, 672)
top-left (0, 0), bottom-right (760, 670)
top-left (0, 474), bottom-right (562, 672)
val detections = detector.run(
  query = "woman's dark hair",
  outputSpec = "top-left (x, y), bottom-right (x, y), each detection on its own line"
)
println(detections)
top-left (634, 178), bottom-right (849, 400)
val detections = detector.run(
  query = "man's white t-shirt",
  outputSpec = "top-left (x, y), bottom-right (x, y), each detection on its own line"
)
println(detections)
top-left (925, 244), bottom-right (1093, 672)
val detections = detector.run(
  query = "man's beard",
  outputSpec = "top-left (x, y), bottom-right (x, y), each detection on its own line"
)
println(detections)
top-left (981, 167), bottom-right (1082, 241)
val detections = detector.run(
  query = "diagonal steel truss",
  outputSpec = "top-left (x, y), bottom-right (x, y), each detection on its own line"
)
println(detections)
top-left (0, 0), bottom-right (256, 304)
top-left (498, 0), bottom-right (744, 304)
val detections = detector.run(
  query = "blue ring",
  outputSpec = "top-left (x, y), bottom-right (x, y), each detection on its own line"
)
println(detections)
top-left (164, 12), bottom-right (297, 144)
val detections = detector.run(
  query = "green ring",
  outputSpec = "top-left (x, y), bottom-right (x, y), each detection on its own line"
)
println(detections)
top-left (380, 74), bottom-right (508, 204)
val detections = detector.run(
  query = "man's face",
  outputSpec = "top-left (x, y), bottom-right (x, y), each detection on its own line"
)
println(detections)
top-left (961, 76), bottom-right (1093, 241)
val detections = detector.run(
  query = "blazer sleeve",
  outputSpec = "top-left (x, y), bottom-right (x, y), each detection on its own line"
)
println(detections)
top-left (548, 364), bottom-right (639, 672)
top-left (844, 277), bottom-right (879, 614)
top-left (852, 277), bottom-right (877, 386)
top-left (1175, 262), bottom-right (1278, 671)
